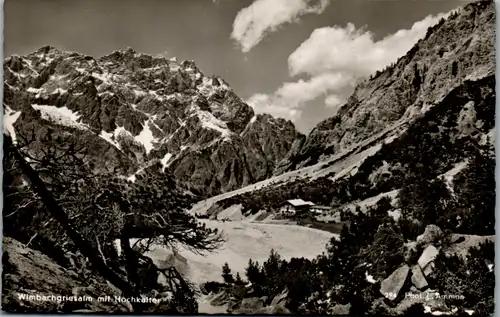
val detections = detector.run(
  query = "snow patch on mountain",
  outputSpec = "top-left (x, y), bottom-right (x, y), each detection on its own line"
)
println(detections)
top-left (114, 126), bottom-right (134, 139)
top-left (150, 118), bottom-right (165, 134)
top-left (99, 130), bottom-right (121, 150)
top-left (135, 120), bottom-right (158, 155)
top-left (3, 106), bottom-right (22, 143)
top-left (51, 88), bottom-right (68, 95)
top-left (32, 104), bottom-right (88, 131)
top-left (480, 128), bottom-right (495, 145)
top-left (92, 71), bottom-right (115, 89)
top-left (100, 125), bottom-right (141, 151)
top-left (160, 153), bottom-right (173, 171)
top-left (21, 58), bottom-right (40, 76)
top-left (133, 89), bottom-right (146, 97)
top-left (26, 87), bottom-right (44, 97)
top-left (75, 67), bottom-right (87, 74)
top-left (147, 90), bottom-right (165, 101)
top-left (48, 74), bottom-right (69, 83)
top-left (194, 108), bottom-right (232, 139)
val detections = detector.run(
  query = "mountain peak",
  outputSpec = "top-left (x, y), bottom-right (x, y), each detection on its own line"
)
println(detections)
top-left (278, 0), bottom-right (495, 171)
top-left (4, 47), bottom-right (303, 197)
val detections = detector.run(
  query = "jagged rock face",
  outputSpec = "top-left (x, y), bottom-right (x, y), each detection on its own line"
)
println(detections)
top-left (4, 47), bottom-right (302, 196)
top-left (279, 0), bottom-right (495, 171)
top-left (241, 114), bottom-right (303, 181)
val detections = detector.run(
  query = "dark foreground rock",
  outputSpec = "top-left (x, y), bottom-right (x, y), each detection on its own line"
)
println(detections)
top-left (380, 264), bottom-right (410, 301)
top-left (2, 237), bottom-right (129, 313)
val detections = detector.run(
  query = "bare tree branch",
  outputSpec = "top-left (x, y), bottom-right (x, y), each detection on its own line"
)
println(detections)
top-left (4, 136), bottom-right (143, 311)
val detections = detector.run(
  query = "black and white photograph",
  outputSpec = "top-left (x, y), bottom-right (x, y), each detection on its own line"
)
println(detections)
top-left (2, 0), bottom-right (496, 315)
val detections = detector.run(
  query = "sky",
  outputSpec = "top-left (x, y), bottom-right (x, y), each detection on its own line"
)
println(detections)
top-left (5, 0), bottom-right (470, 133)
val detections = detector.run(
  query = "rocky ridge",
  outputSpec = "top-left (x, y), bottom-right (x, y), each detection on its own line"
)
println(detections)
top-left (3, 47), bottom-right (303, 196)
top-left (192, 0), bottom-right (495, 219)
top-left (277, 0), bottom-right (495, 172)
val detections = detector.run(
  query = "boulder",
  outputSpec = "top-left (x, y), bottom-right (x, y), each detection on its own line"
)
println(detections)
top-left (199, 281), bottom-right (225, 295)
top-left (226, 299), bottom-right (240, 312)
top-left (423, 262), bottom-right (436, 277)
top-left (271, 288), bottom-right (289, 306)
top-left (234, 297), bottom-right (265, 314)
top-left (417, 245), bottom-right (439, 272)
top-left (416, 225), bottom-right (443, 247)
top-left (254, 304), bottom-right (291, 314)
top-left (411, 265), bottom-right (428, 290)
top-left (329, 303), bottom-right (351, 315)
top-left (370, 298), bottom-right (391, 315)
top-left (380, 264), bottom-right (410, 301)
top-left (241, 297), bottom-right (264, 309)
top-left (210, 291), bottom-right (230, 306)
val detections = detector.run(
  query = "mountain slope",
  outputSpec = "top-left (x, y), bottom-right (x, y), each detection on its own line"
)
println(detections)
top-left (276, 0), bottom-right (494, 172)
top-left (3, 47), bottom-right (303, 196)
top-left (191, 0), bottom-right (495, 217)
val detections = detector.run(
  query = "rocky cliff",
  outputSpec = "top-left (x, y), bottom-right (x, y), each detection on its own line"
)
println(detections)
top-left (276, 0), bottom-right (495, 172)
top-left (3, 47), bottom-right (303, 197)
top-left (192, 0), bottom-right (495, 221)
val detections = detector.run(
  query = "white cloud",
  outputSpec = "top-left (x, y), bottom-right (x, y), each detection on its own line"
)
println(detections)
top-left (247, 73), bottom-right (355, 121)
top-left (275, 73), bottom-right (355, 104)
top-left (324, 94), bottom-right (345, 111)
top-left (247, 12), bottom-right (449, 123)
top-left (247, 93), bottom-right (303, 121)
top-left (289, 13), bottom-right (449, 77)
top-left (231, 0), bottom-right (331, 53)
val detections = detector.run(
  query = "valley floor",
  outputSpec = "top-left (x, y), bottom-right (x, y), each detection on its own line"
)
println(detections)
top-left (143, 219), bottom-right (335, 313)
top-left (145, 219), bottom-right (335, 286)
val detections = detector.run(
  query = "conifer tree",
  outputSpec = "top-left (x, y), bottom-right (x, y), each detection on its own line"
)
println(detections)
top-left (222, 262), bottom-right (234, 283)
top-left (235, 272), bottom-right (244, 285)
top-left (454, 141), bottom-right (495, 234)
